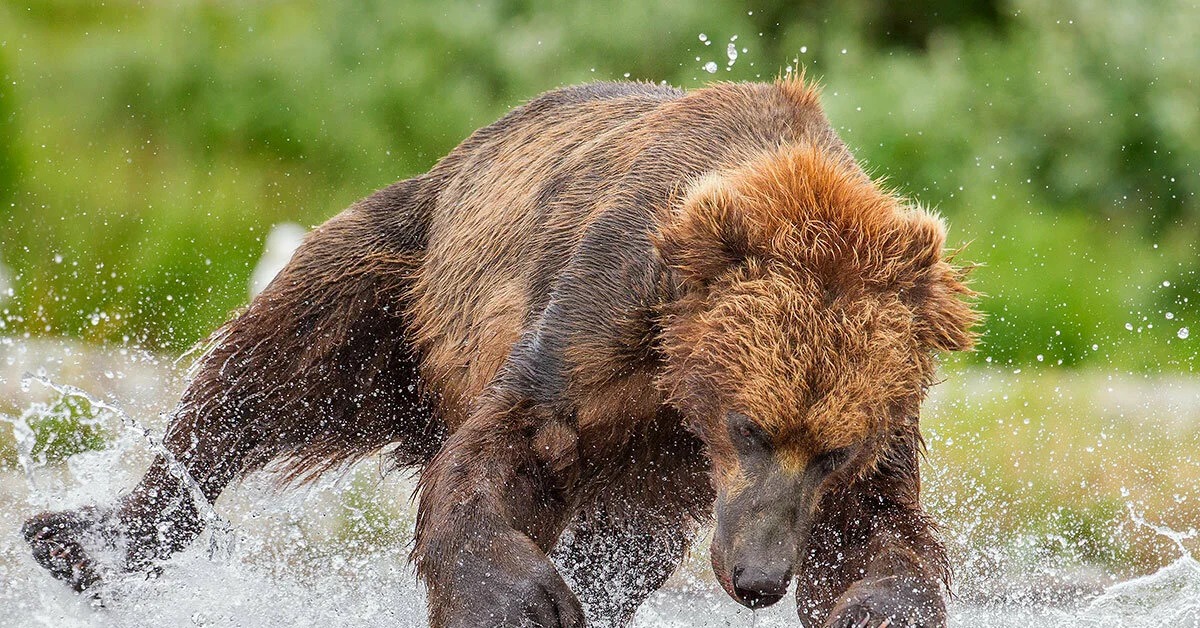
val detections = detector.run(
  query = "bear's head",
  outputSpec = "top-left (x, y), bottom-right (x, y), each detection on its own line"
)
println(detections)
top-left (654, 142), bottom-right (978, 609)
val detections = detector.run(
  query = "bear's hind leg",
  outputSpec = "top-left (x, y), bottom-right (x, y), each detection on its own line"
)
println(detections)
top-left (24, 178), bottom-right (441, 591)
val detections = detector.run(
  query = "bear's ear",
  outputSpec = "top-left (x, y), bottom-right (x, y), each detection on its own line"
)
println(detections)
top-left (900, 211), bottom-right (980, 352)
top-left (654, 175), bottom-right (755, 291)
top-left (897, 207), bottom-right (979, 350)
top-left (913, 258), bottom-right (979, 352)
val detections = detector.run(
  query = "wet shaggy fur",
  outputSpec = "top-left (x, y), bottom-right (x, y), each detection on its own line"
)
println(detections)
top-left (23, 78), bottom-right (977, 628)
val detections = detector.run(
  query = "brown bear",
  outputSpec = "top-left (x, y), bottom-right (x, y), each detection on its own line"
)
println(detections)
top-left (23, 78), bottom-right (977, 628)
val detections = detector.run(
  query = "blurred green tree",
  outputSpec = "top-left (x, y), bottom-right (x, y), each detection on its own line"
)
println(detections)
top-left (0, 46), bottom-right (17, 212)
top-left (0, 0), bottom-right (1194, 370)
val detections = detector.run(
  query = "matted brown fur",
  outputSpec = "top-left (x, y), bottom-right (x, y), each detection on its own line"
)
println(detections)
top-left (23, 77), bottom-right (977, 628)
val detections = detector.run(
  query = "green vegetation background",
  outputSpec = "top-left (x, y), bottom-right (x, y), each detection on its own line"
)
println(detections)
top-left (0, 0), bottom-right (1197, 371)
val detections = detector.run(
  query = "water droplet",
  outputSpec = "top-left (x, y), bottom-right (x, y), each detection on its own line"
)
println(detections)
top-left (1179, 327), bottom-right (1190, 340)
top-left (703, 61), bottom-right (718, 73)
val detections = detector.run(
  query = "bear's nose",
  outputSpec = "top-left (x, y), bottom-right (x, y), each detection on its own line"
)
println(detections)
top-left (731, 564), bottom-right (790, 608)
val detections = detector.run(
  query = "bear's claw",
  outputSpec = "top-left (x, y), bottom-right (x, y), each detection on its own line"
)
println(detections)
top-left (821, 574), bottom-right (943, 628)
top-left (22, 508), bottom-right (106, 592)
top-left (824, 604), bottom-right (891, 628)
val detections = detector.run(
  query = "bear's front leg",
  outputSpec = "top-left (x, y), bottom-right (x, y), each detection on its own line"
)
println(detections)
top-left (413, 392), bottom-right (585, 628)
top-left (798, 503), bottom-right (949, 628)
top-left (820, 539), bottom-right (946, 628)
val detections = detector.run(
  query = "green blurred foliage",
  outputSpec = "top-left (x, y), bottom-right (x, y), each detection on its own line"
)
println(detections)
top-left (30, 394), bottom-right (108, 461)
top-left (332, 471), bottom-right (416, 555)
top-left (0, 44), bottom-right (17, 212)
top-left (2, 393), bottom-right (109, 466)
top-left (0, 0), bottom-right (1196, 368)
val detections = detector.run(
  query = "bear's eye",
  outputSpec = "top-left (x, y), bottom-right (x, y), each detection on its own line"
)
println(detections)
top-left (728, 413), bottom-right (770, 450)
top-left (812, 446), bottom-right (854, 473)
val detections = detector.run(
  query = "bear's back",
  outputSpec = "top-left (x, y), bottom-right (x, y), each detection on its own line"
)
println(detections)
top-left (409, 80), bottom-right (841, 423)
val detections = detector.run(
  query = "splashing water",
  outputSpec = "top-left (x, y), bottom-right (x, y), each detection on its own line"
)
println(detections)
top-left (2, 403), bottom-right (41, 490)
top-left (1, 340), bottom-right (1199, 627)
top-left (20, 373), bottom-right (234, 561)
